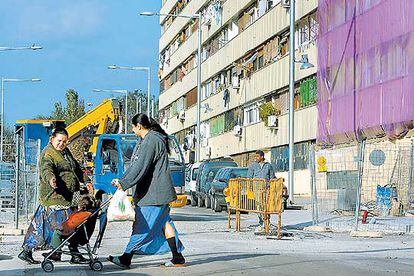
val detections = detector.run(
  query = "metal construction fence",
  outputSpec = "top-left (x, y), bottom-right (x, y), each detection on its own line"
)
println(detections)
top-left (225, 178), bottom-right (284, 238)
top-left (0, 136), bottom-right (41, 229)
top-left (310, 139), bottom-right (414, 232)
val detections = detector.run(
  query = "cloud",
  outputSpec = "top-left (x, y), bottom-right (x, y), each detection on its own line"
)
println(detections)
top-left (11, 1), bottom-right (106, 40)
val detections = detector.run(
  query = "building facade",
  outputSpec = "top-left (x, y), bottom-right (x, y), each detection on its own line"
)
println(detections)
top-left (158, 0), bottom-right (318, 197)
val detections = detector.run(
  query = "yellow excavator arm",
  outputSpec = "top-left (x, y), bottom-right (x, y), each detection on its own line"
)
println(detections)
top-left (66, 98), bottom-right (122, 163)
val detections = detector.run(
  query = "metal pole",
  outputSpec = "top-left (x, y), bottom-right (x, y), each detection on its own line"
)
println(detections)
top-left (408, 139), bottom-right (414, 207)
top-left (288, 0), bottom-right (296, 204)
top-left (151, 96), bottom-right (155, 118)
top-left (1, 78), bottom-right (4, 162)
top-left (14, 133), bottom-right (20, 229)
top-left (125, 92), bottom-right (128, 134)
top-left (310, 144), bottom-right (318, 225)
top-left (23, 157), bottom-right (28, 222)
top-left (139, 96), bottom-right (142, 114)
top-left (196, 14), bottom-right (202, 163)
top-left (35, 139), bottom-right (41, 209)
top-left (354, 139), bottom-right (366, 231)
top-left (135, 94), bottom-right (139, 114)
top-left (147, 69), bottom-right (151, 117)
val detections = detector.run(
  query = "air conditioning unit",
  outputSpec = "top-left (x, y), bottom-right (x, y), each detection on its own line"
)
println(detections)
top-left (281, 0), bottom-right (290, 8)
top-left (232, 75), bottom-right (240, 89)
top-left (268, 115), bottom-right (279, 128)
top-left (185, 134), bottom-right (196, 150)
top-left (205, 18), bottom-right (212, 27)
top-left (177, 110), bottom-right (185, 122)
top-left (162, 118), bottom-right (168, 127)
top-left (205, 146), bottom-right (211, 157)
top-left (233, 125), bottom-right (242, 137)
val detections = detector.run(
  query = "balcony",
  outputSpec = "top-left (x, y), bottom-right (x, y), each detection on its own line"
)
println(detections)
top-left (160, 0), bottom-right (317, 95)
top-left (206, 105), bottom-right (317, 159)
top-left (160, 0), bottom-right (177, 18)
top-left (160, 0), bottom-right (207, 52)
top-left (160, 42), bottom-right (317, 119)
top-left (160, 0), bottom-right (254, 78)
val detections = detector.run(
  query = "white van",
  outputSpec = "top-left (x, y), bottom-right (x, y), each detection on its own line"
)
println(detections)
top-left (185, 162), bottom-right (200, 206)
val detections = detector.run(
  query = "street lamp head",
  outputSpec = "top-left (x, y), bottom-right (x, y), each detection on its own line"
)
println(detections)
top-left (30, 44), bottom-right (43, 50)
top-left (31, 78), bottom-right (41, 82)
top-left (140, 12), bottom-right (157, 16)
top-left (92, 89), bottom-right (101, 92)
top-left (299, 54), bottom-right (314, 70)
top-left (108, 65), bottom-right (118, 70)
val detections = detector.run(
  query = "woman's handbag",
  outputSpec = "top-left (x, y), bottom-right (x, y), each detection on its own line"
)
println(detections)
top-left (107, 190), bottom-right (135, 222)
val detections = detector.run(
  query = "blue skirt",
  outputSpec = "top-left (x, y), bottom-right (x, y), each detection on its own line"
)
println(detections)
top-left (22, 206), bottom-right (74, 250)
top-left (125, 205), bottom-right (184, 255)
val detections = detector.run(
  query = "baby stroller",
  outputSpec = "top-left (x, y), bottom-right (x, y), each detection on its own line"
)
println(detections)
top-left (41, 196), bottom-right (111, 273)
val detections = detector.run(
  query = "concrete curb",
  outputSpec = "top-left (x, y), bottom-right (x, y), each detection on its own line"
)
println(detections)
top-left (303, 225), bottom-right (333, 232)
top-left (0, 228), bottom-right (24, 236)
top-left (350, 230), bottom-right (383, 238)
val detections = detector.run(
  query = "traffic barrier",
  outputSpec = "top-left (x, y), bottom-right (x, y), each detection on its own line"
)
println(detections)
top-left (224, 178), bottom-right (284, 239)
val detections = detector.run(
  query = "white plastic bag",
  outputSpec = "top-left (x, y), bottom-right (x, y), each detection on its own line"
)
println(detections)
top-left (107, 190), bottom-right (135, 222)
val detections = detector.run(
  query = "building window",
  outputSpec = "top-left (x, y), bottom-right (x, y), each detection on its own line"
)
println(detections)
top-left (270, 141), bottom-right (313, 172)
top-left (202, 81), bottom-right (212, 100)
top-left (244, 103), bottom-right (260, 126)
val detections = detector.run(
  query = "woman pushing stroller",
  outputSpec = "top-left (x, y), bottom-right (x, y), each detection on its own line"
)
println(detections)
top-left (18, 127), bottom-right (93, 264)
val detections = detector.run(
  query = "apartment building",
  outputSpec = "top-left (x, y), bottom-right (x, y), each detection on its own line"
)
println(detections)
top-left (158, 0), bottom-right (318, 196)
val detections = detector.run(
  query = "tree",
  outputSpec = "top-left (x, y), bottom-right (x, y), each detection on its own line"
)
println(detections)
top-left (51, 102), bottom-right (65, 120)
top-left (64, 89), bottom-right (86, 124)
top-left (50, 89), bottom-right (86, 125)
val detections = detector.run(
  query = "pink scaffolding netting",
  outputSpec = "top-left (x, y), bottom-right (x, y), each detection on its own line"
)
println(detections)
top-left (317, 0), bottom-right (414, 144)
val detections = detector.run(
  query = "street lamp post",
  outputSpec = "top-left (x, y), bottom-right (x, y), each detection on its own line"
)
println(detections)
top-left (151, 95), bottom-right (155, 118)
top-left (0, 78), bottom-right (41, 161)
top-left (108, 65), bottom-right (151, 117)
top-left (0, 44), bottom-right (42, 51)
top-left (93, 89), bottom-right (129, 134)
top-left (141, 11), bottom-right (202, 162)
top-left (288, 0), bottom-right (296, 205)
top-left (288, 1), bottom-right (314, 205)
top-left (134, 89), bottom-right (142, 114)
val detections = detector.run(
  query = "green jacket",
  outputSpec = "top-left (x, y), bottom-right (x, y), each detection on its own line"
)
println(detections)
top-left (38, 144), bottom-right (87, 207)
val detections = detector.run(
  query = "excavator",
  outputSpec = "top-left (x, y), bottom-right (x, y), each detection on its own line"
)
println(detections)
top-left (66, 98), bottom-right (187, 207)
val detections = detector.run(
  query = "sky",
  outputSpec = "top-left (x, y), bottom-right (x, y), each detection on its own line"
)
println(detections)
top-left (0, 0), bottom-right (162, 126)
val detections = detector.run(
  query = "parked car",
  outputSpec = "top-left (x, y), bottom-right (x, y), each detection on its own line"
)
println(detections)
top-left (195, 159), bottom-right (237, 208)
top-left (210, 167), bottom-right (249, 212)
top-left (185, 162), bottom-right (200, 206)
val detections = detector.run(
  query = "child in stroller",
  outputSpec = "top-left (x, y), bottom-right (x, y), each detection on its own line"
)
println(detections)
top-left (41, 194), bottom-right (107, 272)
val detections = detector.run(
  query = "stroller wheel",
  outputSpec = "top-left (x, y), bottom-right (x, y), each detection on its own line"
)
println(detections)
top-left (90, 260), bottom-right (103, 271)
top-left (41, 260), bottom-right (54, 273)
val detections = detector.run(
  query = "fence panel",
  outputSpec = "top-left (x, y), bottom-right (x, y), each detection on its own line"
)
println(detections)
top-left (0, 137), bottom-right (41, 229)
top-left (312, 139), bottom-right (414, 232)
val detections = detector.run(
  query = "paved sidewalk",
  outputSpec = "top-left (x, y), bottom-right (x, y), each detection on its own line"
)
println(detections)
top-left (1, 207), bottom-right (414, 275)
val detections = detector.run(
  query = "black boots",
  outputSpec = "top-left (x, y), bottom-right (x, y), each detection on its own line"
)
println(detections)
top-left (68, 245), bottom-right (89, 264)
top-left (18, 249), bottom-right (40, 264)
top-left (107, 253), bottom-right (132, 269)
top-left (42, 251), bottom-right (62, 262)
top-left (70, 254), bottom-right (89, 264)
top-left (166, 237), bottom-right (185, 266)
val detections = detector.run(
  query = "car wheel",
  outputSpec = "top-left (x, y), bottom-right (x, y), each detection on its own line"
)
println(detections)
top-left (213, 196), bottom-right (222, 212)
top-left (190, 193), bottom-right (197, 207)
top-left (197, 195), bottom-right (204, 207)
top-left (205, 194), bottom-right (211, 208)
